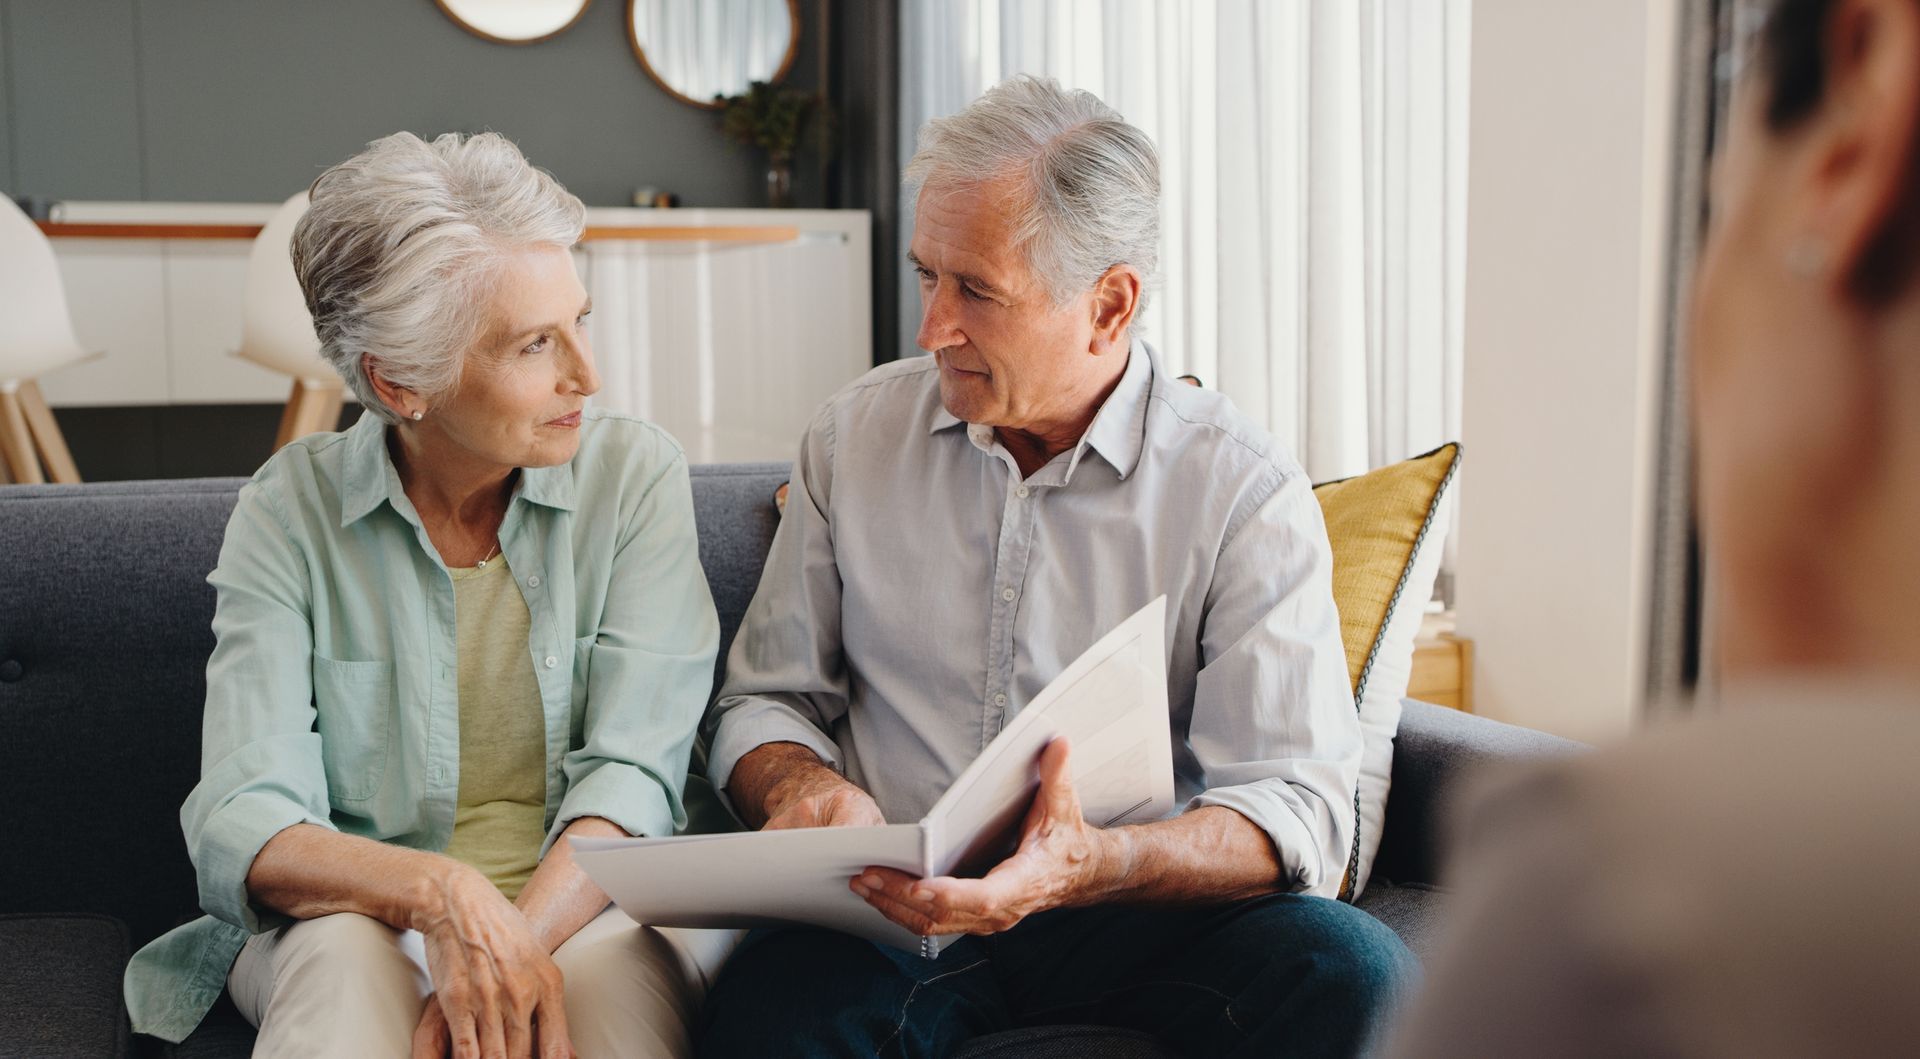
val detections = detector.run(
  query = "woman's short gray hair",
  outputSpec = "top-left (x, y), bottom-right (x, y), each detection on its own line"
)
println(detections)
top-left (904, 75), bottom-right (1160, 308)
top-left (292, 131), bottom-right (585, 422)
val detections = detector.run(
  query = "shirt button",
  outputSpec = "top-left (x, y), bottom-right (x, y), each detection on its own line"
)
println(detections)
top-left (544, 655), bottom-right (558, 669)
top-left (993, 693), bottom-right (1008, 707)
top-left (1016, 485), bottom-right (1030, 499)
top-left (1001, 587), bottom-right (1016, 602)
top-left (526, 575), bottom-right (541, 588)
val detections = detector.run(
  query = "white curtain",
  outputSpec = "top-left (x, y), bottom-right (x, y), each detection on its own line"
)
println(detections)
top-left (899, 0), bottom-right (1471, 484)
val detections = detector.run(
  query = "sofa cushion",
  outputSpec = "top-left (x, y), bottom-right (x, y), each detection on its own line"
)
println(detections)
top-left (0, 480), bottom-right (238, 949)
top-left (0, 913), bottom-right (131, 1058)
top-left (1353, 881), bottom-right (1448, 964)
top-left (162, 994), bottom-right (254, 1059)
top-left (1374, 700), bottom-right (1586, 887)
top-left (1313, 443), bottom-right (1461, 901)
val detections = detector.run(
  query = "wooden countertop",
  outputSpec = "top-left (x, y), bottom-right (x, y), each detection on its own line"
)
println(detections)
top-left (36, 221), bottom-right (802, 243)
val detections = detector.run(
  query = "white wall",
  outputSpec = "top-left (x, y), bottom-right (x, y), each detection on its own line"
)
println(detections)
top-left (1454, 0), bottom-right (1681, 743)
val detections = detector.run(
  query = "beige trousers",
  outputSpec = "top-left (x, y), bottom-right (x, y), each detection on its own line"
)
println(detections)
top-left (227, 907), bottom-right (740, 1058)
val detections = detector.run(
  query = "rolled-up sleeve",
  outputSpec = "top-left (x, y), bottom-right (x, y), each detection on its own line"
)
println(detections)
top-left (1186, 468), bottom-right (1362, 898)
top-left (704, 409), bottom-right (851, 812)
top-left (181, 482), bottom-right (335, 933)
top-left (552, 446), bottom-right (720, 847)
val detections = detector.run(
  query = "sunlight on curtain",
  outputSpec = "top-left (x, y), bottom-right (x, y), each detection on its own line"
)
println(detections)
top-left (899, 0), bottom-right (1471, 486)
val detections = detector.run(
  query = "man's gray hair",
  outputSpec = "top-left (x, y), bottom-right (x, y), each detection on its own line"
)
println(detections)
top-left (292, 131), bottom-right (585, 422)
top-left (904, 75), bottom-right (1160, 308)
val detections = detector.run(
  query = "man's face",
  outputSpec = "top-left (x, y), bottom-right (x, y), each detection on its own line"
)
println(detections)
top-left (910, 177), bottom-right (1107, 432)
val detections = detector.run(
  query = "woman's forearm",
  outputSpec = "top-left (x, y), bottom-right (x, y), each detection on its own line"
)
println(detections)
top-left (514, 815), bottom-right (627, 952)
top-left (245, 822), bottom-right (466, 931)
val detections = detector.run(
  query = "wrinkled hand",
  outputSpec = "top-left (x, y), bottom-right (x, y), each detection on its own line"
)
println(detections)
top-left (762, 763), bottom-right (887, 830)
top-left (410, 865), bottom-right (573, 1059)
top-left (852, 738), bottom-right (1121, 936)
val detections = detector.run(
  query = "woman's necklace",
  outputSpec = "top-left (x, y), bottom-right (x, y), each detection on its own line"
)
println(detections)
top-left (474, 538), bottom-right (501, 569)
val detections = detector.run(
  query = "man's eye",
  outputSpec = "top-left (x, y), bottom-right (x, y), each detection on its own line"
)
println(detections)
top-left (576, 311), bottom-right (592, 326)
top-left (962, 285), bottom-right (987, 301)
top-left (917, 269), bottom-right (936, 284)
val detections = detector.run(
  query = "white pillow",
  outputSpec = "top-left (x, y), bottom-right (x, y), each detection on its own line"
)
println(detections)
top-left (1348, 480), bottom-right (1454, 899)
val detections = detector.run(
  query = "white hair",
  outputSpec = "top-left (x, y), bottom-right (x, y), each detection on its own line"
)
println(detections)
top-left (291, 131), bottom-right (585, 422)
top-left (904, 75), bottom-right (1160, 308)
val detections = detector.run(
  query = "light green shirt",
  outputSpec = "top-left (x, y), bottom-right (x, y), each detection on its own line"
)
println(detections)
top-left (441, 554), bottom-right (547, 901)
top-left (124, 409), bottom-right (721, 1043)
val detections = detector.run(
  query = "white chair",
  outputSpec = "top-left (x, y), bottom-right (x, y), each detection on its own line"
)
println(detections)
top-left (239, 192), bottom-right (345, 451)
top-left (0, 195), bottom-right (94, 484)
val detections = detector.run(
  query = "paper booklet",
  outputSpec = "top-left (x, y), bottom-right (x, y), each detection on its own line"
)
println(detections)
top-left (572, 596), bottom-right (1174, 959)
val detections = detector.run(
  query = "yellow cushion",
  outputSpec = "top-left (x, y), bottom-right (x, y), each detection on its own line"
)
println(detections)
top-left (1313, 443), bottom-right (1462, 694)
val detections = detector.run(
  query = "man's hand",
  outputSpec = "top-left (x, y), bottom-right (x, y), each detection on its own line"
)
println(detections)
top-left (763, 762), bottom-right (887, 830)
top-left (852, 738), bottom-right (1126, 936)
top-left (729, 741), bottom-right (886, 830)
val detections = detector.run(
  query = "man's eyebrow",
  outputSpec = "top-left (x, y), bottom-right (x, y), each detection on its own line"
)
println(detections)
top-left (907, 253), bottom-right (1008, 297)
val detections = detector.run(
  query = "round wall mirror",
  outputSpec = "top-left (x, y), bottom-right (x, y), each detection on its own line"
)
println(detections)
top-left (436, 0), bottom-right (593, 45)
top-left (627, 0), bottom-right (800, 109)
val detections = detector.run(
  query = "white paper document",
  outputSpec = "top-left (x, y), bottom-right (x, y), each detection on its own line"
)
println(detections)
top-left (572, 596), bottom-right (1174, 958)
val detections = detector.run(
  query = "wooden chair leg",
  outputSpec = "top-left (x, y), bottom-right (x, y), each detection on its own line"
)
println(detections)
top-left (273, 379), bottom-right (307, 451)
top-left (0, 387), bottom-right (46, 485)
top-left (17, 381), bottom-right (80, 483)
top-left (314, 385), bottom-right (346, 433)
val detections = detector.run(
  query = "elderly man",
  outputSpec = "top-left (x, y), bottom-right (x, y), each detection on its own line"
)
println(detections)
top-left (698, 76), bottom-right (1414, 1058)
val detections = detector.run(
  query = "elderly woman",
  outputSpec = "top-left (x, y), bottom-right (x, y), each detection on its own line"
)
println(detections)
top-left (123, 131), bottom-right (734, 1057)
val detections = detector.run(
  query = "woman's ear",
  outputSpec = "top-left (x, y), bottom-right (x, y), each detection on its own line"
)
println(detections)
top-left (361, 354), bottom-right (416, 420)
top-left (1806, 0), bottom-right (1920, 302)
top-left (1088, 265), bottom-right (1143, 355)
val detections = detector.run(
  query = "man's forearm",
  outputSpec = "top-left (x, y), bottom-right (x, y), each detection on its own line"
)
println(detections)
top-left (726, 741), bottom-right (840, 829)
top-left (1078, 806), bottom-right (1287, 906)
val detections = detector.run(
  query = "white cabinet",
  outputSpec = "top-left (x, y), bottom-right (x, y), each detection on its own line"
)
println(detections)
top-left (35, 203), bottom-right (873, 463)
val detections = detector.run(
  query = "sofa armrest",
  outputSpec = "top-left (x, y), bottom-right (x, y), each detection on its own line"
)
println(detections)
top-left (1372, 699), bottom-right (1586, 887)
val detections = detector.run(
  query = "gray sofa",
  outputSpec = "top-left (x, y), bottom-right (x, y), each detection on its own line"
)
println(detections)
top-left (0, 466), bottom-right (1580, 1057)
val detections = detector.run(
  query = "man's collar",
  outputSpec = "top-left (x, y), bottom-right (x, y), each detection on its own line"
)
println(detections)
top-left (925, 338), bottom-right (1156, 481)
top-left (339, 410), bottom-right (577, 528)
top-left (1077, 338), bottom-right (1153, 480)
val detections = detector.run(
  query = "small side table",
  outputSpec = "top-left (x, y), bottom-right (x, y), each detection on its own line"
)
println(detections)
top-left (1409, 612), bottom-right (1475, 713)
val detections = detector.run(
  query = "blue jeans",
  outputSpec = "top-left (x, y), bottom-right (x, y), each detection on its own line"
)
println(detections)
top-left (695, 893), bottom-right (1418, 1058)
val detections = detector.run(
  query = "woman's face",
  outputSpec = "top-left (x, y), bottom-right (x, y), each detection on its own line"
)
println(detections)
top-left (1687, 1), bottom-right (1920, 671)
top-left (426, 243), bottom-right (599, 471)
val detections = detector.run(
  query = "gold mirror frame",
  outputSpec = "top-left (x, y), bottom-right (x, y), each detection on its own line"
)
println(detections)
top-left (434, 0), bottom-right (594, 46)
top-left (625, 0), bottom-right (802, 110)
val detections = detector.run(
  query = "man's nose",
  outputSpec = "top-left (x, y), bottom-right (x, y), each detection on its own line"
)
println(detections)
top-left (917, 283), bottom-right (963, 353)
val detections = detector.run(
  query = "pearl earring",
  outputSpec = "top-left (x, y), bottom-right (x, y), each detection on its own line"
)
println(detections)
top-left (411, 410), bottom-right (424, 421)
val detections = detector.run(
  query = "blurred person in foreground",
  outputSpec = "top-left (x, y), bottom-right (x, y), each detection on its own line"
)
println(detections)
top-left (1389, 0), bottom-right (1920, 1054)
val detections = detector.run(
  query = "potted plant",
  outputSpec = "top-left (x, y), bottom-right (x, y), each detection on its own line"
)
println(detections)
top-left (716, 81), bottom-right (831, 208)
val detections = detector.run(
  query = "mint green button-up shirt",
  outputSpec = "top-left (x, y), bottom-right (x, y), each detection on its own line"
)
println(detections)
top-left (123, 409), bottom-right (720, 1043)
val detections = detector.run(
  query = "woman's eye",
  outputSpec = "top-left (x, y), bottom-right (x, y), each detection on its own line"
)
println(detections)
top-left (524, 334), bottom-right (549, 355)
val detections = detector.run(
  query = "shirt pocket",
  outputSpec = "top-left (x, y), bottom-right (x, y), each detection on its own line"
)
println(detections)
top-left (311, 655), bottom-right (395, 803)
top-left (569, 635), bottom-right (596, 748)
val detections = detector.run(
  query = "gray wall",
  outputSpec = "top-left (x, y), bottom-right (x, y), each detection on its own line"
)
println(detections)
top-left (0, 0), bottom-right (828, 208)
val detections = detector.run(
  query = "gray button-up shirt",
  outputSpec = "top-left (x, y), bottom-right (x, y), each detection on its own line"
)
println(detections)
top-left (707, 341), bottom-right (1360, 895)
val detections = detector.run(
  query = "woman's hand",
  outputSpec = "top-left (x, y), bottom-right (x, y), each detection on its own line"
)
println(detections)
top-left (408, 863), bottom-right (573, 1059)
